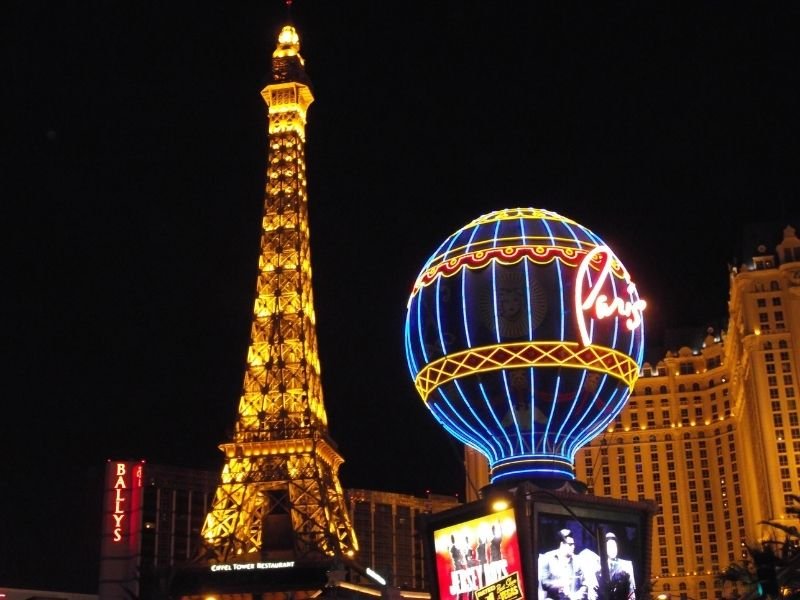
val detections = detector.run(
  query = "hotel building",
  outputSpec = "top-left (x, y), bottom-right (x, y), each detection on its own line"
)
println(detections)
top-left (574, 224), bottom-right (800, 600)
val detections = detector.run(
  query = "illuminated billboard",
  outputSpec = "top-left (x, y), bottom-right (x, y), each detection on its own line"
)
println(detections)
top-left (533, 496), bottom-right (653, 600)
top-left (421, 486), bottom-right (654, 600)
top-left (98, 460), bottom-right (145, 599)
top-left (429, 507), bottom-right (526, 600)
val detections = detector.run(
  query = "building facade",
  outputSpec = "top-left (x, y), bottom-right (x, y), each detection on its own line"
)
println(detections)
top-left (346, 489), bottom-right (460, 590)
top-left (98, 460), bottom-right (460, 597)
top-left (574, 224), bottom-right (800, 600)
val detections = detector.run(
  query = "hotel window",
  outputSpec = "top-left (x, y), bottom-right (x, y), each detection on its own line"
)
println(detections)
top-left (771, 389), bottom-right (780, 399)
top-left (769, 375), bottom-right (778, 386)
top-left (757, 298), bottom-right (767, 307)
top-left (662, 410), bottom-right (670, 425)
top-left (647, 411), bottom-right (655, 426)
top-left (767, 364), bottom-right (776, 375)
top-left (785, 374), bottom-right (794, 385)
top-left (760, 312), bottom-right (769, 323)
top-left (790, 413), bottom-right (799, 426)
top-left (775, 311), bottom-right (784, 321)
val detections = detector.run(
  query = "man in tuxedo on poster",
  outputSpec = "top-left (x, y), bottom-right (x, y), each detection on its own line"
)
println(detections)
top-left (539, 529), bottom-right (589, 600)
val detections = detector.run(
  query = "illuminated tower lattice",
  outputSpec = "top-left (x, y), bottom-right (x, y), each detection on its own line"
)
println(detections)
top-left (199, 24), bottom-right (357, 563)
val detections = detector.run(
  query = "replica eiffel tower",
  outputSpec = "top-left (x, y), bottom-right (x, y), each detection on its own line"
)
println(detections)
top-left (198, 19), bottom-right (358, 566)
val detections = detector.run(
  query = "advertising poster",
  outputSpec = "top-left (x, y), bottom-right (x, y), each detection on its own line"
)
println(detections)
top-left (432, 507), bottom-right (525, 600)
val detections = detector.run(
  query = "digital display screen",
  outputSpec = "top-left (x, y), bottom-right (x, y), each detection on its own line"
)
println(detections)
top-left (431, 507), bottom-right (526, 600)
top-left (535, 507), bottom-right (644, 600)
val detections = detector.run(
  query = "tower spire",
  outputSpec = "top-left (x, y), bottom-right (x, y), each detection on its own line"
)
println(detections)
top-left (199, 20), bottom-right (357, 564)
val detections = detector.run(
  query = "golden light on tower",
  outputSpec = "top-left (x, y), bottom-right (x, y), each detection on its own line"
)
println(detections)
top-left (199, 22), bottom-right (357, 564)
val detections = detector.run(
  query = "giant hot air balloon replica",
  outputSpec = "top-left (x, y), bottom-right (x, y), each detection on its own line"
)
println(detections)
top-left (404, 208), bottom-right (647, 485)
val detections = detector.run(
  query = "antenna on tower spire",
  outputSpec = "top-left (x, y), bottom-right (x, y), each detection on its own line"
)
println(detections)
top-left (285, 0), bottom-right (294, 23)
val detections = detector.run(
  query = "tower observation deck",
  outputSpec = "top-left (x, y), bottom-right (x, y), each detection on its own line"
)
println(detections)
top-left (198, 23), bottom-right (358, 565)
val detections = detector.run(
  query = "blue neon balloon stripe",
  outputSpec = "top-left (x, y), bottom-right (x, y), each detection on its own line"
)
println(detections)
top-left (479, 381), bottom-right (514, 455)
top-left (461, 224), bottom-right (480, 348)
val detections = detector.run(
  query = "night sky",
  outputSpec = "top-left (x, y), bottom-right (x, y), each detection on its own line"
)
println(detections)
top-left (6, 1), bottom-right (799, 592)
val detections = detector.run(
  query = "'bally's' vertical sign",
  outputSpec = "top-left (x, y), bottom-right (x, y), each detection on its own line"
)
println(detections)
top-left (99, 460), bottom-right (145, 598)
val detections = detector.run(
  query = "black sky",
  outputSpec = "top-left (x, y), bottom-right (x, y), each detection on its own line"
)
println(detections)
top-left (5, 1), bottom-right (800, 592)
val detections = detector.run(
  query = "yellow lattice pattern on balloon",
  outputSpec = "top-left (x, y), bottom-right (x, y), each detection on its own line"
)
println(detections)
top-left (414, 341), bottom-right (639, 402)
